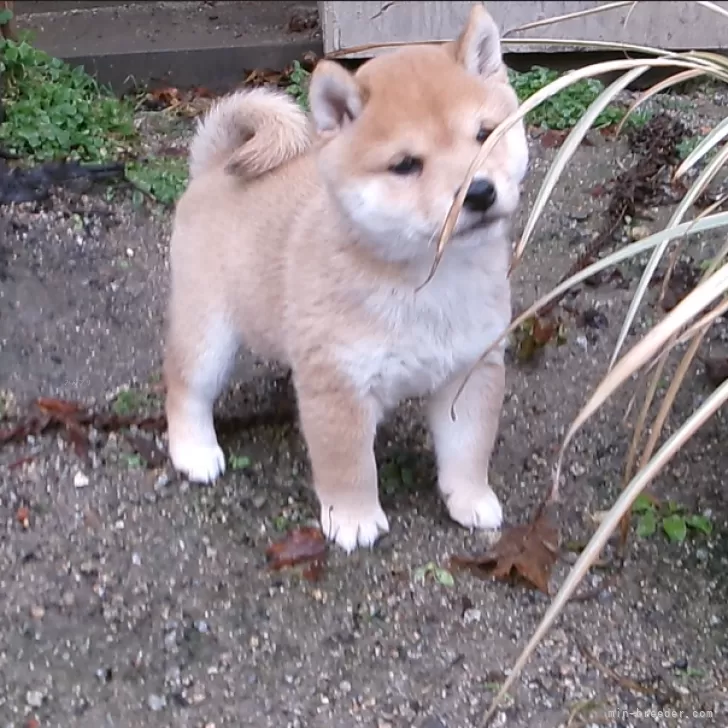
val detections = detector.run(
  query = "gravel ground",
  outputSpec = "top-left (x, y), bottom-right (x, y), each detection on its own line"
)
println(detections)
top-left (1, 92), bottom-right (727, 728)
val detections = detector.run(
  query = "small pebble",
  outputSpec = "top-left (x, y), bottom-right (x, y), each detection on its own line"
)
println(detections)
top-left (147, 694), bottom-right (166, 712)
top-left (73, 471), bottom-right (90, 488)
top-left (26, 690), bottom-right (44, 708)
top-left (420, 717), bottom-right (447, 728)
top-left (29, 605), bottom-right (45, 620)
top-left (630, 224), bottom-right (652, 241)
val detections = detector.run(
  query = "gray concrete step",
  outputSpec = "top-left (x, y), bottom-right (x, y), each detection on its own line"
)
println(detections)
top-left (13, 0), bottom-right (322, 91)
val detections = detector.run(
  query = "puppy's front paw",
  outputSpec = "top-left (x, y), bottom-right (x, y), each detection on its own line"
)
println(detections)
top-left (170, 441), bottom-right (226, 484)
top-left (443, 483), bottom-right (503, 531)
top-left (319, 502), bottom-right (390, 553)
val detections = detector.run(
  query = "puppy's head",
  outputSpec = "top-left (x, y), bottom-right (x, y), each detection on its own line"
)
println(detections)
top-left (309, 3), bottom-right (529, 263)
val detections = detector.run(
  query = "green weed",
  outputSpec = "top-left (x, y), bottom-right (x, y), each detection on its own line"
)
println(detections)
top-left (111, 387), bottom-right (157, 416)
top-left (0, 36), bottom-right (190, 205)
top-left (632, 495), bottom-right (712, 543)
top-left (413, 561), bottom-right (455, 587)
top-left (0, 38), bottom-right (136, 162)
top-left (125, 157), bottom-right (188, 207)
top-left (508, 66), bottom-right (650, 131)
top-left (228, 454), bottom-right (252, 471)
top-left (285, 61), bottom-right (310, 110)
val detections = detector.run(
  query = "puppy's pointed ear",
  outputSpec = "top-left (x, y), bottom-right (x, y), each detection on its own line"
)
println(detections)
top-left (454, 3), bottom-right (503, 79)
top-left (309, 60), bottom-right (364, 134)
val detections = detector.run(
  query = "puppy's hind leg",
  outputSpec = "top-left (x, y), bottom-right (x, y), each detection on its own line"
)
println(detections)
top-left (164, 310), bottom-right (239, 484)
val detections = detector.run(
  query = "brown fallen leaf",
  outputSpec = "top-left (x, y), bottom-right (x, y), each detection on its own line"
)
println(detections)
top-left (266, 527), bottom-right (328, 575)
top-left (145, 86), bottom-right (181, 110)
top-left (36, 397), bottom-right (84, 416)
top-left (243, 68), bottom-right (284, 87)
top-left (16, 504), bottom-right (30, 529)
top-left (450, 506), bottom-right (560, 594)
top-left (36, 397), bottom-right (90, 461)
top-left (513, 314), bottom-right (567, 362)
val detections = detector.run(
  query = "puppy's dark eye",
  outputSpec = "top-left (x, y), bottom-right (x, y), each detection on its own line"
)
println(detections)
top-left (389, 155), bottom-right (424, 176)
top-left (476, 126), bottom-right (492, 144)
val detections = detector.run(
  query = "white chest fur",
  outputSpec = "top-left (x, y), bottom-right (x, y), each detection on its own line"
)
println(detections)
top-left (337, 245), bottom-right (511, 413)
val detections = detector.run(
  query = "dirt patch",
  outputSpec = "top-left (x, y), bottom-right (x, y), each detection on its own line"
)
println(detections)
top-left (1, 93), bottom-right (727, 728)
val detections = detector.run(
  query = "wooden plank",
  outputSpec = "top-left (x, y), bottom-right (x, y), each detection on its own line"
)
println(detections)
top-left (321, 1), bottom-right (728, 56)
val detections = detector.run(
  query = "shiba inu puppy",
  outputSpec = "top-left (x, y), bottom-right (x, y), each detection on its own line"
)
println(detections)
top-left (164, 3), bottom-right (529, 552)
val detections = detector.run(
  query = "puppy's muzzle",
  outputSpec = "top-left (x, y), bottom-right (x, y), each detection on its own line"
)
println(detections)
top-left (462, 178), bottom-right (496, 212)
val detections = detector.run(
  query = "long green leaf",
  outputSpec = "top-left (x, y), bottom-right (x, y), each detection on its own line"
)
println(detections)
top-left (483, 375), bottom-right (728, 725)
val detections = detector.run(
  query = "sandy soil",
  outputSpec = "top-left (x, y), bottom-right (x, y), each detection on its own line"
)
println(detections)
top-left (0, 92), bottom-right (727, 728)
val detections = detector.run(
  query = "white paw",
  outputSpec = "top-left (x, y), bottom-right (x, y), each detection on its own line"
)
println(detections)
top-left (319, 502), bottom-right (390, 553)
top-left (170, 441), bottom-right (226, 484)
top-left (443, 484), bottom-right (503, 531)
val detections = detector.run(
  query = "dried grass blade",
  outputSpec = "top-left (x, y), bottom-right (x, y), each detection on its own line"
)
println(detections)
top-left (450, 212), bottom-right (728, 416)
top-left (483, 376), bottom-right (728, 725)
top-left (502, 1), bottom-right (635, 38)
top-left (610, 143), bottom-right (728, 369)
top-left (431, 57), bottom-right (704, 286)
top-left (696, 0), bottom-right (728, 21)
top-left (616, 69), bottom-right (706, 136)
top-left (556, 263), bottom-right (728, 486)
top-left (675, 116), bottom-right (728, 180)
top-left (512, 66), bottom-right (649, 267)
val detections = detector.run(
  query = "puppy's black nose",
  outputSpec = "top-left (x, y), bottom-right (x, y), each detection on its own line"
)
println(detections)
top-left (463, 178), bottom-right (496, 212)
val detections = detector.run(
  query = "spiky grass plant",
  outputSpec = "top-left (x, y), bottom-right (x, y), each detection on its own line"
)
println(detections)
top-left (328, 1), bottom-right (728, 722)
top-left (462, 2), bottom-right (728, 722)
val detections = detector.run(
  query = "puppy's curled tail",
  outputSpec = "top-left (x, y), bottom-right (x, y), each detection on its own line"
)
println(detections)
top-left (188, 87), bottom-right (311, 181)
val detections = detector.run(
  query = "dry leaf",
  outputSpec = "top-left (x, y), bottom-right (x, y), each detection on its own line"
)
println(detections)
top-left (16, 505), bottom-right (30, 529)
top-left (450, 507), bottom-right (560, 594)
top-left (36, 397), bottom-right (90, 460)
top-left (514, 315), bottom-right (566, 362)
top-left (244, 68), bottom-right (284, 87)
top-left (266, 527), bottom-right (328, 575)
top-left (36, 397), bottom-right (83, 416)
top-left (146, 86), bottom-right (181, 107)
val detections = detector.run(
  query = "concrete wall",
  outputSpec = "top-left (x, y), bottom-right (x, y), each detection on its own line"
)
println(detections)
top-left (320, 1), bottom-right (728, 56)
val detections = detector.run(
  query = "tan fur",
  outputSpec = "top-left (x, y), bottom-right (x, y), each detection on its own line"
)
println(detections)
top-left (187, 87), bottom-right (312, 180)
top-left (164, 4), bottom-right (530, 553)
